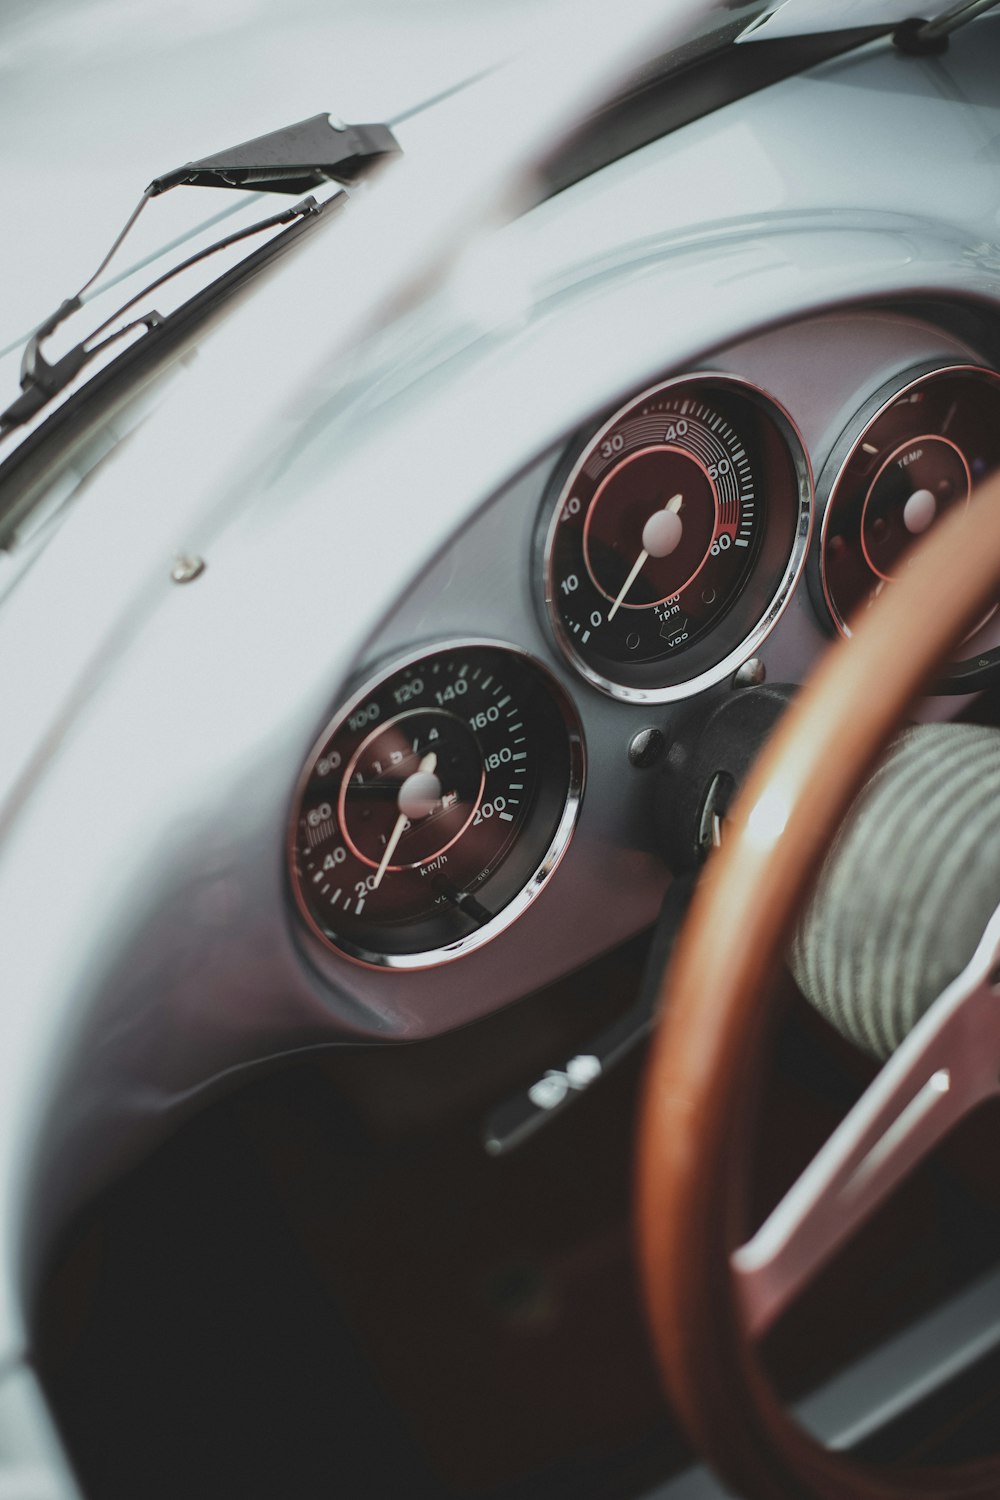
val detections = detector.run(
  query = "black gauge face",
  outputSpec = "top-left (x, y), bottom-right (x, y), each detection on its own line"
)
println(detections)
top-left (819, 366), bottom-right (1000, 638)
top-left (541, 375), bottom-right (810, 701)
top-left (289, 643), bottom-right (583, 968)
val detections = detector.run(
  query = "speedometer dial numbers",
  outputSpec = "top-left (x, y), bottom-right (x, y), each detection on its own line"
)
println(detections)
top-left (289, 643), bottom-right (583, 969)
top-left (540, 375), bottom-right (811, 701)
top-left (339, 710), bottom-right (484, 875)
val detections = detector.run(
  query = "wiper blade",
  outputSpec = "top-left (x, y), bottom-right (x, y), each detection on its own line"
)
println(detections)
top-left (0, 191), bottom-right (344, 549)
top-left (1, 113), bottom-right (400, 440)
top-left (0, 196), bottom-right (322, 438)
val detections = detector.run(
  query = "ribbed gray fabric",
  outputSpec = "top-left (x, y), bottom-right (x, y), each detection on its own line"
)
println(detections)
top-left (790, 723), bottom-right (1000, 1060)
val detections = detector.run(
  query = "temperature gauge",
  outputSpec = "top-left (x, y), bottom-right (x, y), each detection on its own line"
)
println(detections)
top-left (816, 364), bottom-right (1000, 642)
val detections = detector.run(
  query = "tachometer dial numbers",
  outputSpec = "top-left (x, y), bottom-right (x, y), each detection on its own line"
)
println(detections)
top-left (584, 450), bottom-right (715, 611)
top-left (817, 365), bottom-right (1000, 643)
top-left (290, 643), bottom-right (583, 969)
top-left (540, 375), bottom-right (811, 702)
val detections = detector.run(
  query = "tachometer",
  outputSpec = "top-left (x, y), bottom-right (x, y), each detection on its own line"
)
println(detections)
top-left (540, 374), bottom-right (811, 701)
top-left (289, 642), bottom-right (583, 968)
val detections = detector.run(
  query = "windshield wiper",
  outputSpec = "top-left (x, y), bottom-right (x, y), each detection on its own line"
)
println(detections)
top-left (0, 113), bottom-right (400, 441)
top-left (743, 0), bottom-right (1000, 52)
top-left (0, 196), bottom-right (324, 439)
top-left (896, 0), bottom-right (1000, 51)
top-left (0, 191), bottom-right (348, 550)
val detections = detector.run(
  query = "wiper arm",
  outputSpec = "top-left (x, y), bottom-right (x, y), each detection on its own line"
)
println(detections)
top-left (0, 196), bottom-right (322, 438)
top-left (899, 0), bottom-right (1000, 50)
top-left (741, 0), bottom-right (1000, 49)
top-left (1, 113), bottom-right (400, 440)
top-left (146, 113), bottom-right (399, 197)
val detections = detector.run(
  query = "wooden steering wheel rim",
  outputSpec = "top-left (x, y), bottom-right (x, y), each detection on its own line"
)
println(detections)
top-left (637, 468), bottom-right (1000, 1500)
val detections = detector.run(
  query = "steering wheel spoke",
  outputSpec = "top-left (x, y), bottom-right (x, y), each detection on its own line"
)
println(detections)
top-left (735, 904), bottom-right (1000, 1338)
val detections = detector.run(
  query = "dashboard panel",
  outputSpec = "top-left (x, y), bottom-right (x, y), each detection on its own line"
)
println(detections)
top-left (290, 306), bottom-right (1000, 1008)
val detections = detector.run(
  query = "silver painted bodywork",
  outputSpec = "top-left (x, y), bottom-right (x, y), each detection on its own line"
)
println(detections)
top-left (2, 2), bottom-right (1000, 1490)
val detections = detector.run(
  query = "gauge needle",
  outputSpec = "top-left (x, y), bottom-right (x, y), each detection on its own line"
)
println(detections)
top-left (372, 751), bottom-right (439, 889)
top-left (608, 492), bottom-right (683, 621)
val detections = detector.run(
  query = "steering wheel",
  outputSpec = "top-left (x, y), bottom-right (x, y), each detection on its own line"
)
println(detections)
top-left (637, 468), bottom-right (1000, 1498)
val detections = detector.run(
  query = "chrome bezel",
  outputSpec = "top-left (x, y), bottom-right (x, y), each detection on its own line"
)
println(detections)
top-left (288, 638), bottom-right (585, 971)
top-left (539, 371), bottom-right (813, 704)
top-left (814, 361), bottom-right (1000, 639)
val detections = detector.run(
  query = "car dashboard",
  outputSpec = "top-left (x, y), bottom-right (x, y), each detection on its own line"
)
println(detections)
top-left (294, 309), bottom-right (1000, 1035)
top-left (4, 9), bottom-right (1000, 1497)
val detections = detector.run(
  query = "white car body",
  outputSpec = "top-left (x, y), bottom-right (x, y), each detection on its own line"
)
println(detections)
top-left (2, 2), bottom-right (1000, 1493)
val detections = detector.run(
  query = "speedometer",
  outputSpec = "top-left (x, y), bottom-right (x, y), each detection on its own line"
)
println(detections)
top-left (539, 374), bottom-right (811, 701)
top-left (289, 642), bottom-right (583, 969)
